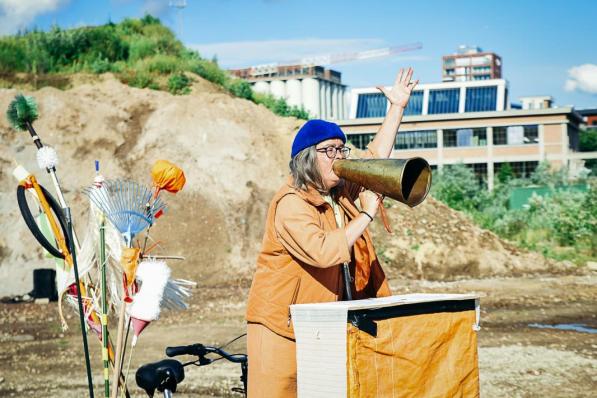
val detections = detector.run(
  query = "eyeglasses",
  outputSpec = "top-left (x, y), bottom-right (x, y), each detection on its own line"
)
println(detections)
top-left (316, 146), bottom-right (351, 159)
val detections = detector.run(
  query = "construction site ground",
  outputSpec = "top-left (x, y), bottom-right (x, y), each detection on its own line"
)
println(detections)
top-left (0, 274), bottom-right (595, 398)
top-left (1, 75), bottom-right (595, 398)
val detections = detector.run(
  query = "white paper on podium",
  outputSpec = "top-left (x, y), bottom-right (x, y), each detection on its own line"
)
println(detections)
top-left (290, 293), bottom-right (480, 398)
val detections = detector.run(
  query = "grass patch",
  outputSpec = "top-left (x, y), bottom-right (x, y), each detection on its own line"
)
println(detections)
top-left (0, 16), bottom-right (309, 119)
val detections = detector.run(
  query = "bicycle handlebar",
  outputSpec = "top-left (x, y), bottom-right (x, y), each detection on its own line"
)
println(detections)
top-left (166, 344), bottom-right (204, 358)
top-left (166, 343), bottom-right (247, 364)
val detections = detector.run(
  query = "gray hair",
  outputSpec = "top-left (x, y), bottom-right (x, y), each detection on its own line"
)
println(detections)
top-left (289, 145), bottom-right (327, 193)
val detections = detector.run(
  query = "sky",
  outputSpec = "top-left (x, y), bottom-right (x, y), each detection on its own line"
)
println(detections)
top-left (1, 0), bottom-right (596, 109)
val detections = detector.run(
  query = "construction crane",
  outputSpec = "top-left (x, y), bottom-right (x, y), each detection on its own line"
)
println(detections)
top-left (245, 42), bottom-right (423, 77)
top-left (228, 42), bottom-right (423, 120)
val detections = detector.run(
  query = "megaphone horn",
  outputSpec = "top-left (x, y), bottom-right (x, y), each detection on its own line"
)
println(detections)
top-left (332, 157), bottom-right (432, 207)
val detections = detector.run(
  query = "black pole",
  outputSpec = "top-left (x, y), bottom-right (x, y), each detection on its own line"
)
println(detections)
top-left (65, 207), bottom-right (95, 398)
top-left (25, 121), bottom-right (43, 150)
top-left (342, 262), bottom-right (353, 301)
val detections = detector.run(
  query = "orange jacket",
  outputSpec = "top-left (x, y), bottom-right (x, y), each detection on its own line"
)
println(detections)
top-left (246, 177), bottom-right (391, 340)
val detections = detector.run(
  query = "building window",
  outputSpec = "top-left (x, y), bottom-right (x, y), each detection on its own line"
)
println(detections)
top-left (356, 93), bottom-right (387, 118)
top-left (494, 161), bottom-right (539, 179)
top-left (465, 163), bottom-right (488, 185)
top-left (493, 125), bottom-right (539, 145)
top-left (568, 125), bottom-right (579, 150)
top-left (465, 86), bottom-right (497, 112)
top-left (347, 133), bottom-right (375, 150)
top-left (404, 91), bottom-right (424, 116)
top-left (443, 128), bottom-right (487, 147)
top-left (428, 88), bottom-right (460, 114)
top-left (395, 130), bottom-right (437, 150)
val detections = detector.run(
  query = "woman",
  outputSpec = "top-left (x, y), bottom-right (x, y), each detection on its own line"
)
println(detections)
top-left (246, 68), bottom-right (418, 397)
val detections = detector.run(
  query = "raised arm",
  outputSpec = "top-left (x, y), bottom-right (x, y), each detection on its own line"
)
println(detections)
top-left (367, 67), bottom-right (419, 158)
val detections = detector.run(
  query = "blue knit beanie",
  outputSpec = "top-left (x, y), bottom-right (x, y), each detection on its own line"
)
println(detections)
top-left (291, 119), bottom-right (346, 158)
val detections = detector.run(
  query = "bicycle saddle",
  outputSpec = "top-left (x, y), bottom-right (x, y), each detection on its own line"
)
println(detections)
top-left (136, 359), bottom-right (185, 397)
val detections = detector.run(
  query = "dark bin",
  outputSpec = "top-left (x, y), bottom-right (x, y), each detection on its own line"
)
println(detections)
top-left (32, 268), bottom-right (58, 301)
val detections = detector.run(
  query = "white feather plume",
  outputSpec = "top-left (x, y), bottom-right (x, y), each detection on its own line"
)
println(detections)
top-left (36, 146), bottom-right (59, 170)
top-left (162, 279), bottom-right (196, 310)
top-left (128, 259), bottom-right (170, 321)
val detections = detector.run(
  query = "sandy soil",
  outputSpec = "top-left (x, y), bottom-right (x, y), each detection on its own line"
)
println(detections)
top-left (0, 274), bottom-right (595, 397)
top-left (0, 73), bottom-right (594, 398)
top-left (1, 74), bottom-right (583, 300)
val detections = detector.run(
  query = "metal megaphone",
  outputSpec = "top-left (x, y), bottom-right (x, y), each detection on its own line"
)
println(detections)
top-left (332, 157), bottom-right (432, 207)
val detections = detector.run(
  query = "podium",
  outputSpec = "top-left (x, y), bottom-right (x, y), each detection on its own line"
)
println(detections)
top-left (290, 294), bottom-right (480, 397)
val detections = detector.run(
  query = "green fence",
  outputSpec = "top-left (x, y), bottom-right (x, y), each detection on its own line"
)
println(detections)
top-left (509, 184), bottom-right (589, 209)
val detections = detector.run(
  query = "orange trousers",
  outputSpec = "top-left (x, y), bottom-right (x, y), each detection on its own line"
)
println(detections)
top-left (247, 323), bottom-right (297, 398)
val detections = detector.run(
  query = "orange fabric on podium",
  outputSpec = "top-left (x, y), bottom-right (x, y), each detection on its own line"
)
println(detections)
top-left (346, 310), bottom-right (479, 398)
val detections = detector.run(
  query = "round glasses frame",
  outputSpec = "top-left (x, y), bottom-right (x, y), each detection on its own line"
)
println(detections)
top-left (316, 146), bottom-right (351, 159)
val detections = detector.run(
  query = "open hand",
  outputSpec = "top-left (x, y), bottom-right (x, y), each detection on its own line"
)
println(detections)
top-left (376, 67), bottom-right (419, 108)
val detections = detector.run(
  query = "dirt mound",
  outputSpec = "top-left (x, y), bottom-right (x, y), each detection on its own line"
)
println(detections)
top-left (369, 196), bottom-right (570, 280)
top-left (0, 74), bottom-right (572, 296)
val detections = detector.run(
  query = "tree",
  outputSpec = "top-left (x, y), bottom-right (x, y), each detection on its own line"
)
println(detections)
top-left (497, 162), bottom-right (514, 184)
top-left (579, 129), bottom-right (597, 176)
top-left (431, 164), bottom-right (487, 212)
top-left (579, 129), bottom-right (597, 152)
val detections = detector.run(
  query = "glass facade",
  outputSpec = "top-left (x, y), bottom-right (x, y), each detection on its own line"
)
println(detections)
top-left (495, 161), bottom-right (538, 179)
top-left (356, 93), bottom-right (386, 118)
top-left (356, 84), bottom-right (502, 117)
top-left (465, 86), bottom-right (497, 112)
top-left (493, 125), bottom-right (538, 145)
top-left (403, 91), bottom-right (424, 116)
top-left (347, 133), bottom-right (375, 150)
top-left (443, 128), bottom-right (487, 147)
top-left (395, 130), bottom-right (437, 150)
top-left (467, 163), bottom-right (488, 186)
top-left (428, 89), bottom-right (460, 114)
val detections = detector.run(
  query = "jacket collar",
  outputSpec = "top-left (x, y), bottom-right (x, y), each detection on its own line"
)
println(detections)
top-left (285, 176), bottom-right (327, 207)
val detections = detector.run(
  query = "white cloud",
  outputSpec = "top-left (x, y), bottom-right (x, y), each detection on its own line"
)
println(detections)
top-left (189, 38), bottom-right (388, 68)
top-left (565, 64), bottom-right (597, 94)
top-left (0, 0), bottom-right (69, 35)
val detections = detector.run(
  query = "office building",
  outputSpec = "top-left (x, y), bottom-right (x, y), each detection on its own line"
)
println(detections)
top-left (351, 79), bottom-right (508, 119)
top-left (340, 80), bottom-right (590, 189)
top-left (442, 45), bottom-right (502, 82)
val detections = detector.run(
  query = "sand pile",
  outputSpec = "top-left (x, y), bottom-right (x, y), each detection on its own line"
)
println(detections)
top-left (0, 74), bottom-right (569, 296)
top-left (368, 197), bottom-right (568, 280)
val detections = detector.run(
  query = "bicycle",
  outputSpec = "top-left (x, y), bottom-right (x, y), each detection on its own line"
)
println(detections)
top-left (136, 340), bottom-right (248, 397)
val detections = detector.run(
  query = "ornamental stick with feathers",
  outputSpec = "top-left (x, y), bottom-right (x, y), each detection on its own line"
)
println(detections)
top-left (7, 94), bottom-right (80, 246)
top-left (83, 179), bottom-right (166, 398)
top-left (7, 94), bottom-right (95, 398)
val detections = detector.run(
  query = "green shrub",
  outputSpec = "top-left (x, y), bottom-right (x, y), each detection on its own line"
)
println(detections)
top-left (140, 14), bottom-right (161, 26)
top-left (497, 162), bottom-right (514, 183)
top-left (288, 106), bottom-right (310, 120)
top-left (191, 59), bottom-right (228, 85)
top-left (253, 92), bottom-right (309, 120)
top-left (168, 73), bottom-right (191, 95)
top-left (116, 18), bottom-right (144, 36)
top-left (90, 57), bottom-right (113, 74)
top-left (226, 78), bottom-right (253, 100)
top-left (128, 72), bottom-right (156, 89)
top-left (431, 164), bottom-right (488, 212)
top-left (128, 36), bottom-right (157, 62)
top-left (143, 54), bottom-right (180, 74)
top-left (0, 39), bottom-right (26, 73)
top-left (432, 162), bottom-right (597, 263)
top-left (0, 17), bottom-right (308, 119)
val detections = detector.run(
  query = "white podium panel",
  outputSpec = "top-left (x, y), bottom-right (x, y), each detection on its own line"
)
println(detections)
top-left (291, 293), bottom-right (480, 398)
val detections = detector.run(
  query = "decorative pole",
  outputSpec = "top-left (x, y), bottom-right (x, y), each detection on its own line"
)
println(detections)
top-left (95, 161), bottom-right (110, 398)
top-left (65, 207), bottom-right (95, 398)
